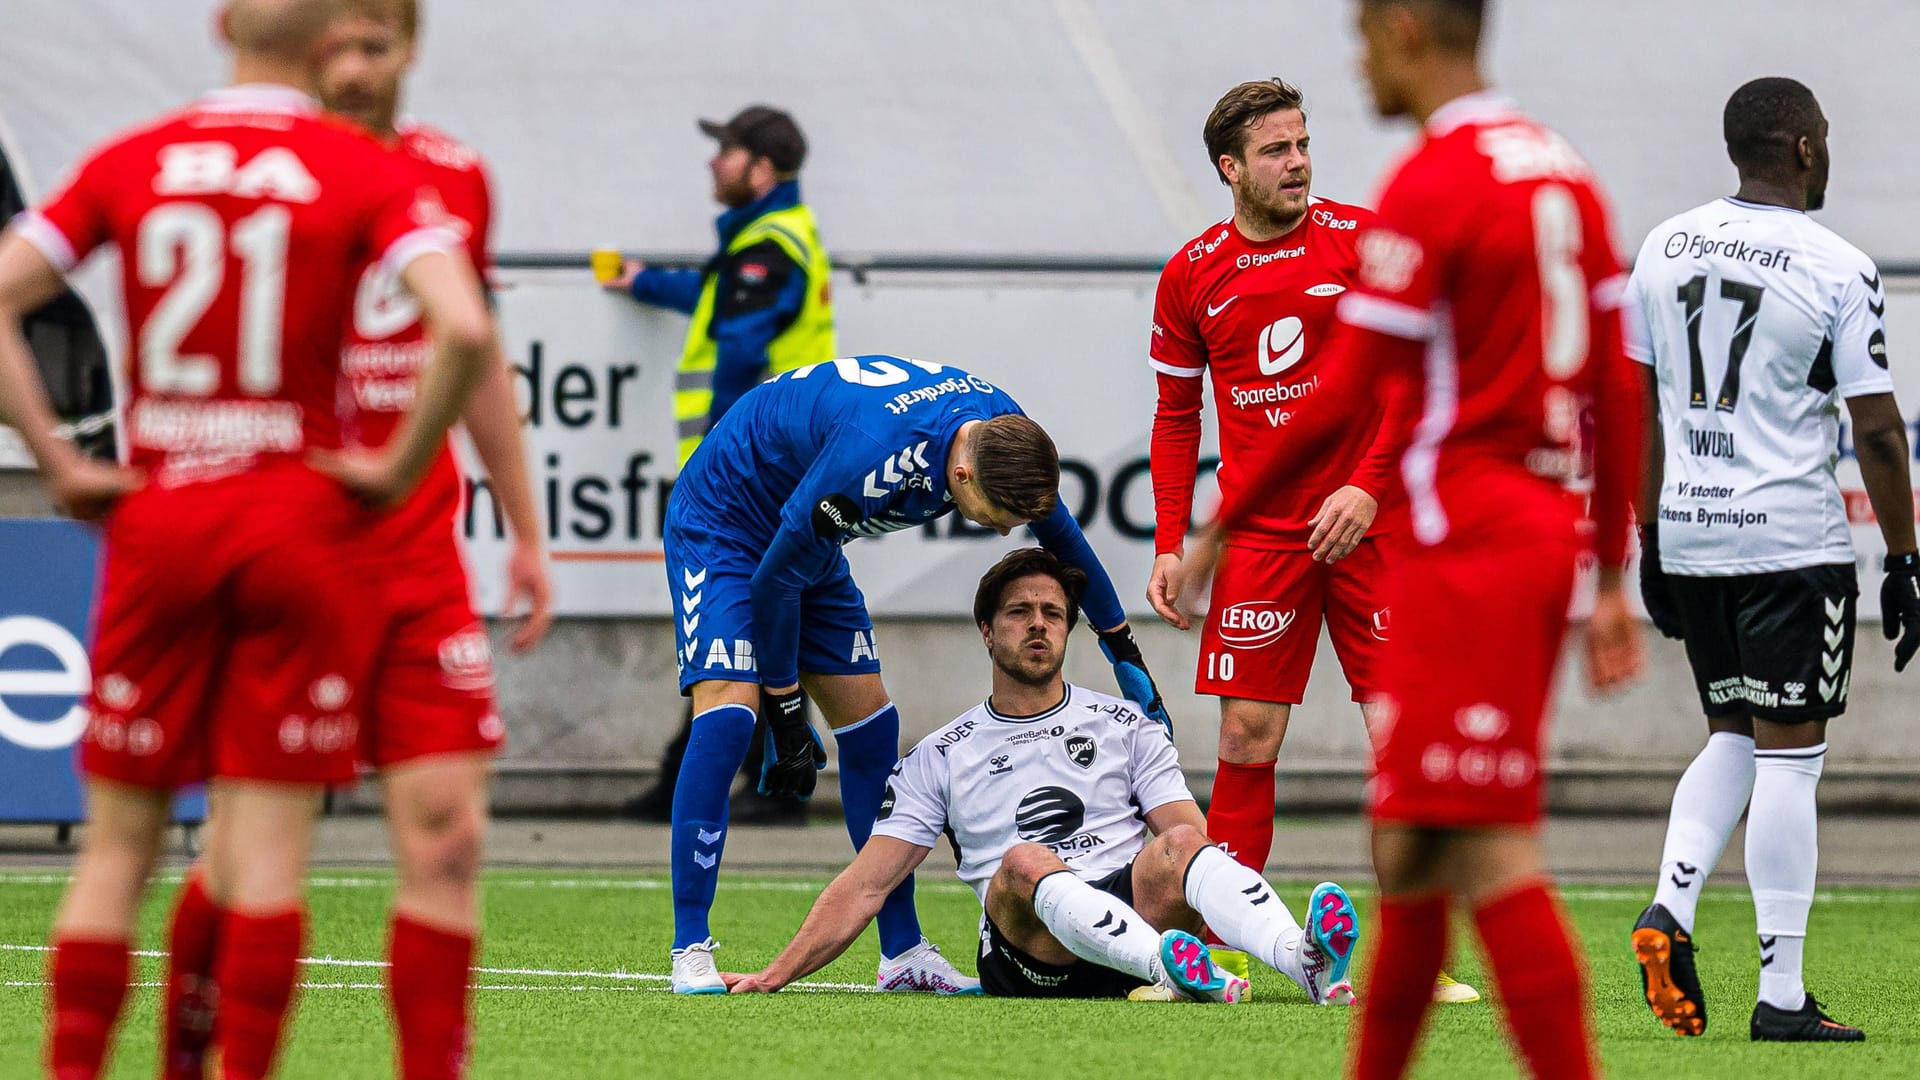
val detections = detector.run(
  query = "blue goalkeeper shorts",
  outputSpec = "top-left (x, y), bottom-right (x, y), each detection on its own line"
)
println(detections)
top-left (662, 518), bottom-right (882, 694)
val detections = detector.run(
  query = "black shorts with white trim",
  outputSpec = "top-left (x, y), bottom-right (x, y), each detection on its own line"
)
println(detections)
top-left (1669, 563), bottom-right (1857, 722)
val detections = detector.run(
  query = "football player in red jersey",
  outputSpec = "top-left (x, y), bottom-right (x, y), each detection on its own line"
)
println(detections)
top-left (154, 4), bottom-right (551, 1078)
top-left (1148, 80), bottom-right (1474, 1002)
top-left (0, 2), bottom-right (494, 1076)
top-left (1330, 2), bottom-right (1645, 1077)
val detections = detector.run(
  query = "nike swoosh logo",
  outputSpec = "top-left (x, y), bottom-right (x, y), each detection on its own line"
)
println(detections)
top-left (1206, 296), bottom-right (1239, 317)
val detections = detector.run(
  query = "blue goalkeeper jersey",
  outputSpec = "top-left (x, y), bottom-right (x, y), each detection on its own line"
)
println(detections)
top-left (666, 354), bottom-right (1127, 687)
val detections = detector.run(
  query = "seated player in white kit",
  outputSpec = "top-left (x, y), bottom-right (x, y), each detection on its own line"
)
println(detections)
top-left (723, 548), bottom-right (1362, 1002)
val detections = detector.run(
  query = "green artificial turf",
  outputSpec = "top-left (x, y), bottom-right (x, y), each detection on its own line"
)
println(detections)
top-left (0, 868), bottom-right (1914, 1077)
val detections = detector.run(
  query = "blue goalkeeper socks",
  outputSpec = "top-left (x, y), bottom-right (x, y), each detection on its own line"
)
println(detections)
top-left (670, 702), bottom-right (755, 949)
top-left (834, 703), bottom-right (922, 958)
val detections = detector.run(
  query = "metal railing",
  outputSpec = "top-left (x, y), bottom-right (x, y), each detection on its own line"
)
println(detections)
top-left (497, 250), bottom-right (1920, 283)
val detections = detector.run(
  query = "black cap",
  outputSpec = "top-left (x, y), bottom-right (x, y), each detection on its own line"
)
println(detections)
top-left (698, 105), bottom-right (807, 174)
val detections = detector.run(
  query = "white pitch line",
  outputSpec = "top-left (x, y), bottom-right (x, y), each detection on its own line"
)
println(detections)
top-left (0, 873), bottom-right (1912, 902)
top-left (0, 943), bottom-right (878, 994)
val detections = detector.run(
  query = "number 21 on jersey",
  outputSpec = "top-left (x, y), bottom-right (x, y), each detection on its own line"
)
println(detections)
top-left (137, 202), bottom-right (290, 396)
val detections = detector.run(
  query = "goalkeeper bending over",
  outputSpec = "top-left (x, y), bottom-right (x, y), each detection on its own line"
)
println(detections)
top-left (663, 356), bottom-right (1175, 995)
top-left (724, 548), bottom-right (1361, 1002)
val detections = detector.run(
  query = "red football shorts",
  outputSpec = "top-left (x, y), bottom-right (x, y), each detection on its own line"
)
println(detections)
top-left (1196, 539), bottom-right (1389, 705)
top-left (358, 551), bottom-right (501, 770)
top-left (82, 463), bottom-right (378, 789)
top-left (1368, 527), bottom-right (1580, 828)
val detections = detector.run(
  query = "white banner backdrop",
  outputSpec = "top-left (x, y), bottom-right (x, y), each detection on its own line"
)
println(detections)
top-left (460, 272), bottom-right (1218, 616)
top-left (459, 272), bottom-right (1920, 618)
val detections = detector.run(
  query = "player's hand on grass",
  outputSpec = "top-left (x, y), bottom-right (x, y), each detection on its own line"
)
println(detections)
top-left (1880, 552), bottom-right (1920, 672)
top-left (758, 685), bottom-right (827, 801)
top-left (1147, 552), bottom-right (1193, 630)
top-left (310, 445), bottom-right (412, 505)
top-left (723, 971), bottom-right (781, 993)
top-left (46, 454), bottom-right (142, 521)
top-left (1307, 485), bottom-right (1377, 564)
top-left (1586, 582), bottom-right (1645, 694)
top-left (503, 538), bottom-right (554, 653)
top-left (1637, 526), bottom-right (1684, 640)
top-left (1098, 625), bottom-right (1174, 733)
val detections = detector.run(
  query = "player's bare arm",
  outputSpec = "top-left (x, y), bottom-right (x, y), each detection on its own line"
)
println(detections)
top-left (0, 232), bottom-right (142, 518)
top-left (316, 248), bottom-right (493, 501)
top-left (726, 836), bottom-right (930, 993)
top-left (462, 349), bottom-right (554, 651)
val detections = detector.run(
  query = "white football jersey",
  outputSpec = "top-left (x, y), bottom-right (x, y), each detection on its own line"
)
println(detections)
top-left (871, 684), bottom-right (1194, 903)
top-left (1624, 197), bottom-right (1893, 575)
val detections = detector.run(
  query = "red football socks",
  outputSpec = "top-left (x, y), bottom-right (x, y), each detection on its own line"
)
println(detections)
top-left (388, 915), bottom-right (477, 1079)
top-left (1474, 882), bottom-right (1596, 1080)
top-left (1205, 759), bottom-right (1278, 872)
top-left (47, 935), bottom-right (131, 1080)
top-left (162, 870), bottom-right (224, 1079)
top-left (215, 907), bottom-right (305, 1080)
top-left (1350, 893), bottom-right (1448, 1080)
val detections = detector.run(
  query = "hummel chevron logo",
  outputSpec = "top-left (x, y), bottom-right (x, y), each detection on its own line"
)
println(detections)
top-left (1760, 935), bottom-right (1778, 967)
top-left (1824, 626), bottom-right (1845, 650)
top-left (693, 852), bottom-right (717, 870)
top-left (1241, 883), bottom-right (1271, 906)
top-left (1092, 910), bottom-right (1128, 937)
top-left (1670, 861), bottom-right (1699, 888)
top-left (697, 828), bottom-right (722, 845)
top-left (681, 614), bottom-right (700, 637)
top-left (1862, 271), bottom-right (1883, 294)
top-left (1820, 675), bottom-right (1841, 702)
top-left (681, 591), bottom-right (703, 614)
top-left (1869, 298), bottom-right (1887, 319)
top-left (863, 441), bottom-right (932, 499)
top-left (1823, 651), bottom-right (1844, 676)
top-left (1826, 598), bottom-right (1846, 622)
top-left (683, 568), bottom-right (707, 591)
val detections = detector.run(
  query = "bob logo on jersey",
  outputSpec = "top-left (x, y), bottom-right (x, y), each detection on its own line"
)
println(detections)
top-left (1311, 209), bottom-right (1358, 231)
top-left (1065, 734), bottom-right (1096, 769)
top-left (1015, 786), bottom-right (1087, 844)
top-left (1217, 602), bottom-right (1296, 649)
top-left (1188, 227), bottom-right (1230, 262)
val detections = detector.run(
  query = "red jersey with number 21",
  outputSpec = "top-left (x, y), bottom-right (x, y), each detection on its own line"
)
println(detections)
top-left (16, 85), bottom-right (455, 489)
top-left (1150, 198), bottom-right (1396, 553)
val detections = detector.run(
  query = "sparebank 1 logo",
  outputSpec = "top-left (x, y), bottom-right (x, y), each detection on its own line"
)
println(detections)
top-left (0, 615), bottom-right (92, 751)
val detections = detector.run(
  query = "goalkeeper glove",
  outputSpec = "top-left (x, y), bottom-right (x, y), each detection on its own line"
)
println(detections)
top-left (757, 686), bottom-right (827, 801)
top-left (1638, 525), bottom-right (1684, 640)
top-left (1097, 625), bottom-right (1174, 733)
top-left (1882, 551), bottom-right (1920, 673)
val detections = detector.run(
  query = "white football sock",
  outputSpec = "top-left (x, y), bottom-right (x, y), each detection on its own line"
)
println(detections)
top-left (1181, 845), bottom-right (1307, 987)
top-left (1031, 871), bottom-right (1163, 983)
top-left (1653, 731), bottom-right (1756, 933)
top-left (1748, 743), bottom-right (1824, 1011)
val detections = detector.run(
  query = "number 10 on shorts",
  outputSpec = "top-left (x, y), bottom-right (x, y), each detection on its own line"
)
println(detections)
top-left (1207, 652), bottom-right (1236, 682)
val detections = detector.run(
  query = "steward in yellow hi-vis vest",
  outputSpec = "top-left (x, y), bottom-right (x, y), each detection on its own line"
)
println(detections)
top-left (613, 105), bottom-right (836, 466)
